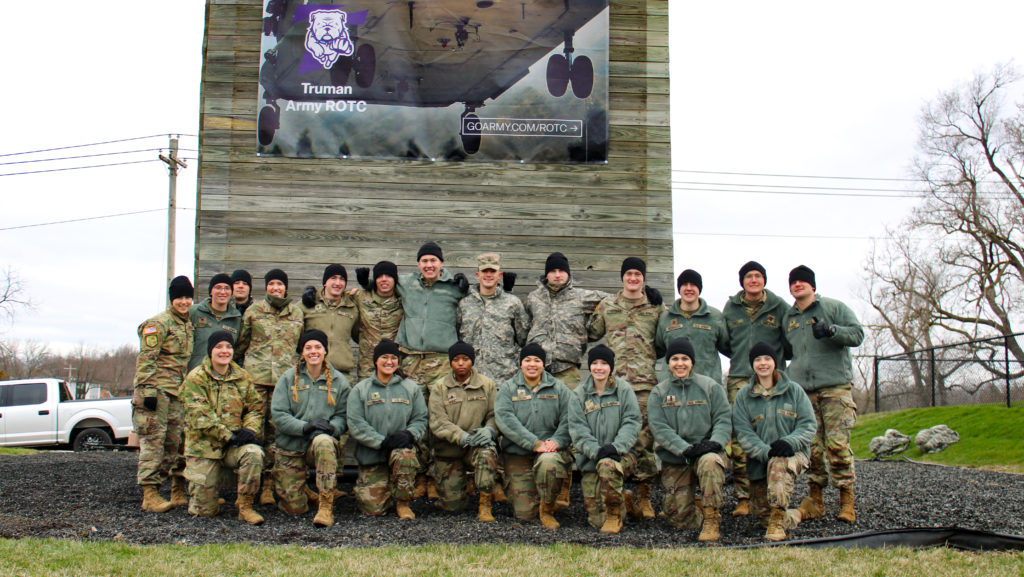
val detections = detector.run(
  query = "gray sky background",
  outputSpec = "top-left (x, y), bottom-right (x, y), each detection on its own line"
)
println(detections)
top-left (1, 1), bottom-right (1022, 352)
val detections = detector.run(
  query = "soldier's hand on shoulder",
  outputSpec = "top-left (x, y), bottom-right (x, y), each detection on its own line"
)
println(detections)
top-left (502, 271), bottom-right (517, 292)
top-left (302, 286), bottom-right (318, 308)
top-left (356, 267), bottom-right (370, 290)
top-left (453, 272), bottom-right (469, 294)
top-left (644, 286), bottom-right (663, 306)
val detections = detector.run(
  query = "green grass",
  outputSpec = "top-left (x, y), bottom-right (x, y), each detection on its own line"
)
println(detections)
top-left (0, 447), bottom-right (37, 456)
top-left (0, 539), bottom-right (1021, 577)
top-left (852, 404), bottom-right (1024, 473)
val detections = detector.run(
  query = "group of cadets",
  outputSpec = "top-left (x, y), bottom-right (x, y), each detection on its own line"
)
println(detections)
top-left (131, 242), bottom-right (863, 542)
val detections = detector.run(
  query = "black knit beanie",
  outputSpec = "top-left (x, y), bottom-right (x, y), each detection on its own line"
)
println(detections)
top-left (520, 342), bottom-right (547, 364)
top-left (587, 344), bottom-right (615, 373)
top-left (208, 273), bottom-right (232, 295)
top-left (264, 268), bottom-right (288, 288)
top-left (448, 341), bottom-right (476, 363)
top-left (206, 330), bottom-right (234, 357)
top-left (620, 257), bottom-right (646, 278)
top-left (322, 264), bottom-right (348, 284)
top-left (168, 276), bottom-right (194, 301)
top-left (231, 269), bottom-right (252, 287)
top-left (373, 339), bottom-right (401, 363)
top-left (373, 260), bottom-right (399, 281)
top-left (665, 337), bottom-right (696, 365)
top-left (789, 265), bottom-right (816, 289)
top-left (544, 252), bottom-right (570, 276)
top-left (417, 242), bottom-right (444, 261)
top-left (297, 329), bottom-right (329, 355)
top-left (739, 261), bottom-right (767, 287)
top-left (676, 269), bottom-right (703, 293)
top-left (748, 341), bottom-right (778, 368)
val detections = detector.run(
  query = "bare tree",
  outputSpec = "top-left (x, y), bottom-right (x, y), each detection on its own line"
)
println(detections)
top-left (0, 266), bottom-right (32, 323)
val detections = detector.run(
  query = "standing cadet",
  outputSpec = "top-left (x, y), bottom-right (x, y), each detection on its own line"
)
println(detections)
top-left (301, 264), bottom-right (360, 377)
top-left (271, 329), bottom-right (350, 527)
top-left (655, 269), bottom-right (729, 384)
top-left (568, 345), bottom-right (643, 534)
top-left (231, 269), bottom-right (254, 317)
top-left (587, 257), bottom-right (663, 519)
top-left (132, 275), bottom-right (194, 513)
top-left (494, 343), bottom-right (572, 530)
top-left (180, 331), bottom-right (266, 525)
top-left (353, 260), bottom-right (403, 380)
top-left (457, 252), bottom-right (529, 384)
top-left (721, 261), bottom-right (790, 516)
top-left (346, 339), bottom-right (428, 520)
top-left (188, 273), bottom-right (242, 374)
top-left (235, 268), bottom-right (305, 506)
top-left (428, 342), bottom-right (500, 522)
top-left (648, 337), bottom-right (732, 542)
top-left (783, 265), bottom-right (864, 523)
top-left (732, 342), bottom-right (816, 541)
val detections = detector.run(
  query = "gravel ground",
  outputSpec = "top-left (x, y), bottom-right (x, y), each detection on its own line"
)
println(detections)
top-left (0, 451), bottom-right (1021, 548)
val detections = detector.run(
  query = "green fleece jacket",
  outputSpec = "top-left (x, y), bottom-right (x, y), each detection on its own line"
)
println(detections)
top-left (721, 289), bottom-right (790, 379)
top-left (495, 371), bottom-right (572, 456)
top-left (396, 268), bottom-right (463, 353)
top-left (655, 297), bottom-right (730, 384)
top-left (782, 294), bottom-right (864, 391)
top-left (731, 372), bottom-right (817, 481)
top-left (647, 372), bottom-right (732, 465)
top-left (346, 374), bottom-right (428, 465)
top-left (187, 298), bottom-right (242, 372)
top-left (271, 362), bottom-right (351, 453)
top-left (568, 376), bottom-right (642, 472)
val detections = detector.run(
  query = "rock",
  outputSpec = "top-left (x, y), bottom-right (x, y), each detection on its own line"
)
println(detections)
top-left (870, 429), bottom-right (912, 458)
top-left (915, 424), bottom-right (960, 453)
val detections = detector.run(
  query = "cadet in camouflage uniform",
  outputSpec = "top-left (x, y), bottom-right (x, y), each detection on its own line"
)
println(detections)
top-left (457, 253), bottom-right (529, 384)
top-left (231, 269), bottom-right (254, 317)
top-left (180, 330), bottom-right (266, 525)
top-left (346, 339), bottom-right (428, 520)
top-left (300, 264), bottom-right (359, 377)
top-left (732, 342), bottom-right (816, 541)
top-left (428, 342), bottom-right (500, 521)
top-left (648, 338), bottom-right (732, 541)
top-left (587, 257), bottom-right (663, 519)
top-left (721, 261), bottom-right (790, 516)
top-left (783, 265), bottom-right (863, 523)
top-left (568, 345), bottom-right (642, 534)
top-left (187, 273), bottom-right (242, 373)
top-left (494, 343), bottom-right (572, 530)
top-left (234, 268), bottom-right (305, 505)
top-left (525, 252), bottom-right (607, 389)
top-left (353, 261), bottom-right (403, 380)
top-left (655, 269), bottom-right (729, 384)
top-left (133, 275), bottom-right (194, 513)
top-left (271, 329), bottom-right (350, 527)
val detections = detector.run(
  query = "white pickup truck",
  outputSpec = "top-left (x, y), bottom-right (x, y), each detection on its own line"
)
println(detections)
top-left (0, 378), bottom-right (133, 451)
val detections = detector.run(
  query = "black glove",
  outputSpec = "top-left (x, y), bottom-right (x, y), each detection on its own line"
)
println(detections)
top-left (768, 439), bottom-right (795, 458)
top-left (310, 417), bottom-right (334, 434)
top-left (703, 440), bottom-right (722, 454)
top-left (302, 421), bottom-right (318, 435)
top-left (644, 285), bottom-right (663, 306)
top-left (393, 429), bottom-right (416, 449)
top-left (230, 427), bottom-right (257, 447)
top-left (142, 396), bottom-right (158, 411)
top-left (502, 271), bottom-right (517, 292)
top-left (453, 272), bottom-right (469, 294)
top-left (356, 267), bottom-right (370, 290)
top-left (596, 444), bottom-right (620, 462)
top-left (301, 285), bottom-right (318, 308)
top-left (683, 443), bottom-right (701, 460)
top-left (811, 317), bottom-right (834, 340)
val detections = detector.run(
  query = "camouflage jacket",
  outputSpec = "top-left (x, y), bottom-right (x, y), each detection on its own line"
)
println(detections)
top-left (568, 375), bottom-right (642, 472)
top-left (180, 359), bottom-right (264, 459)
top-left (428, 369), bottom-right (498, 459)
top-left (457, 286), bottom-right (530, 383)
top-left (354, 287), bottom-right (403, 380)
top-left (271, 361), bottom-right (351, 453)
top-left (722, 289), bottom-right (790, 379)
top-left (187, 297), bottom-right (241, 373)
top-left (525, 277), bottom-right (607, 374)
top-left (396, 269), bottom-right (463, 354)
top-left (587, 290), bottom-right (663, 392)
top-left (301, 288), bottom-right (359, 372)
top-left (494, 371), bottom-right (572, 456)
top-left (346, 374), bottom-right (428, 465)
top-left (732, 372), bottom-right (816, 480)
top-left (134, 307), bottom-right (194, 397)
top-left (235, 297), bottom-right (304, 386)
top-left (782, 294), bottom-right (864, 391)
top-left (655, 298), bottom-right (730, 384)
top-left (648, 372), bottom-right (732, 465)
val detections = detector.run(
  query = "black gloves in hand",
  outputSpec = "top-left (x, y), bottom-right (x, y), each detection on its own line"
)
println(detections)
top-left (453, 273), bottom-right (469, 294)
top-left (811, 317), bottom-right (834, 339)
top-left (230, 427), bottom-right (257, 447)
top-left (682, 443), bottom-right (701, 460)
top-left (311, 418), bottom-right (333, 434)
top-left (502, 271), bottom-right (517, 292)
top-left (703, 440), bottom-right (722, 454)
top-left (356, 267), bottom-right (370, 290)
top-left (596, 444), bottom-right (620, 462)
top-left (301, 286), bottom-right (318, 308)
top-left (684, 439), bottom-right (722, 460)
top-left (768, 439), bottom-right (795, 458)
top-left (302, 421), bottom-right (318, 435)
top-left (383, 430), bottom-right (415, 451)
top-left (644, 286), bottom-right (663, 306)
top-left (142, 396), bottom-right (158, 411)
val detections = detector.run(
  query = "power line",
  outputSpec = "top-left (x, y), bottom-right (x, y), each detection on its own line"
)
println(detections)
top-left (0, 159), bottom-right (163, 177)
top-left (672, 185), bottom-right (919, 199)
top-left (672, 168), bottom-right (923, 182)
top-left (0, 147), bottom-right (198, 166)
top-left (0, 208), bottom-right (193, 232)
top-left (673, 229), bottom-right (879, 241)
top-left (0, 134), bottom-right (197, 158)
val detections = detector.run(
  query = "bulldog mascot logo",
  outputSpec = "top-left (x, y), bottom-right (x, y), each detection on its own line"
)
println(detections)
top-left (305, 9), bottom-right (355, 69)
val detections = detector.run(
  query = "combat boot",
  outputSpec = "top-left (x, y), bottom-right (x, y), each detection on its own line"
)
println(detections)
top-left (396, 499), bottom-right (415, 520)
top-left (236, 495), bottom-right (265, 525)
top-left (303, 485), bottom-right (319, 507)
top-left (600, 503), bottom-right (623, 534)
top-left (465, 477), bottom-right (476, 496)
top-left (259, 474), bottom-right (276, 506)
top-left (169, 477), bottom-right (188, 508)
top-left (623, 491), bottom-right (643, 521)
top-left (492, 483), bottom-right (508, 503)
top-left (555, 476), bottom-right (572, 510)
top-left (797, 483), bottom-right (825, 520)
top-left (477, 492), bottom-right (495, 523)
top-left (732, 498), bottom-right (750, 516)
top-left (538, 500), bottom-right (560, 530)
top-left (637, 482), bottom-right (656, 519)
top-left (697, 506), bottom-right (721, 542)
top-left (413, 475), bottom-right (428, 499)
top-left (838, 486), bottom-right (856, 523)
top-left (427, 478), bottom-right (440, 500)
top-left (313, 491), bottom-right (334, 527)
top-left (141, 485), bottom-right (173, 513)
top-left (765, 508), bottom-right (787, 541)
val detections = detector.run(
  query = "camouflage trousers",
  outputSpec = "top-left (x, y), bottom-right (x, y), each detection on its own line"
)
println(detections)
top-left (399, 351), bottom-right (449, 393)
top-left (551, 366), bottom-right (580, 390)
top-left (661, 452), bottom-right (728, 530)
top-left (580, 453), bottom-right (637, 529)
top-left (132, 389), bottom-right (185, 487)
top-left (806, 385), bottom-right (857, 488)
top-left (184, 443), bottom-right (264, 516)
top-left (274, 434), bottom-right (343, 515)
top-left (726, 376), bottom-right (751, 500)
top-left (631, 390), bottom-right (658, 484)
top-left (749, 453), bottom-right (809, 528)
top-left (431, 446), bottom-right (499, 511)
top-left (254, 385), bottom-right (277, 472)
top-left (354, 448), bottom-right (420, 516)
top-left (503, 451), bottom-right (570, 521)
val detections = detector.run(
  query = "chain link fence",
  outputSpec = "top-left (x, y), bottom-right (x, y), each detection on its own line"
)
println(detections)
top-left (873, 334), bottom-right (1024, 412)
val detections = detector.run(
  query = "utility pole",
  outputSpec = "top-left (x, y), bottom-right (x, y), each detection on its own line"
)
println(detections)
top-left (159, 136), bottom-right (187, 288)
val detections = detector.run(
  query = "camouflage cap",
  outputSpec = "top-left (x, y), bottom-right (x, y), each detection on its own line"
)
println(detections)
top-left (477, 252), bottom-right (501, 272)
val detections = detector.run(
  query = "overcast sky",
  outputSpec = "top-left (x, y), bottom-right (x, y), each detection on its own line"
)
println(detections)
top-left (1, 1), bottom-right (1022, 352)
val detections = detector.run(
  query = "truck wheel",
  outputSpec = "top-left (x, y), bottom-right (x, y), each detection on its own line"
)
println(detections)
top-left (73, 428), bottom-right (112, 452)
